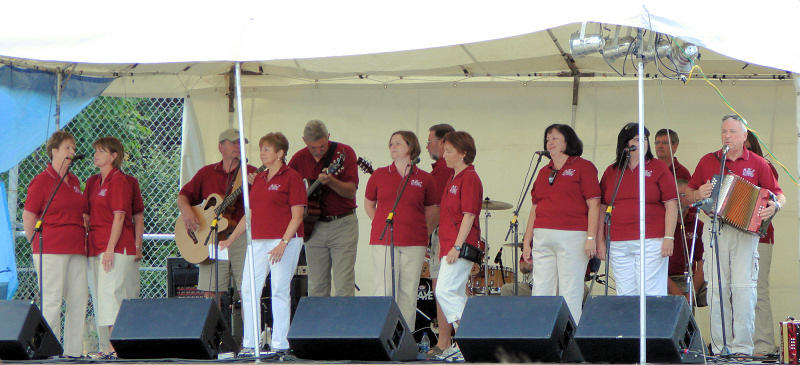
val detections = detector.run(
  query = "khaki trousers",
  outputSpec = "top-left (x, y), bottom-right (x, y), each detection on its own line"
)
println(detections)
top-left (33, 254), bottom-right (88, 357)
top-left (753, 242), bottom-right (777, 354)
top-left (197, 232), bottom-right (246, 292)
top-left (370, 244), bottom-right (426, 331)
top-left (305, 214), bottom-right (359, 297)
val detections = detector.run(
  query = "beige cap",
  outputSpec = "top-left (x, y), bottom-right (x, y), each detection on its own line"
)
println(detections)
top-left (218, 128), bottom-right (248, 143)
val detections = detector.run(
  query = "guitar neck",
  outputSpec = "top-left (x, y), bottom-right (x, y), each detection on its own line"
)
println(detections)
top-left (306, 179), bottom-right (323, 198)
top-left (214, 165), bottom-right (266, 215)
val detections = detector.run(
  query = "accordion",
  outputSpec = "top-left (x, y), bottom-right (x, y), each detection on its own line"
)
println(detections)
top-left (781, 318), bottom-right (800, 364)
top-left (699, 174), bottom-right (776, 237)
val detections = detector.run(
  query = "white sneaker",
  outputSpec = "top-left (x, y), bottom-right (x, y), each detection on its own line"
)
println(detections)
top-left (436, 343), bottom-right (463, 362)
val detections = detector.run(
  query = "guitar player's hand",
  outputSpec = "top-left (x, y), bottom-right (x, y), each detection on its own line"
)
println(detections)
top-left (182, 212), bottom-right (200, 232)
top-left (317, 172), bottom-right (331, 185)
top-left (247, 172), bottom-right (257, 185)
top-left (218, 239), bottom-right (232, 250)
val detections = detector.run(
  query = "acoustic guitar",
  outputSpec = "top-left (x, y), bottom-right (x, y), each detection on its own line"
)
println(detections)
top-left (303, 154), bottom-right (345, 241)
top-left (175, 165), bottom-right (266, 263)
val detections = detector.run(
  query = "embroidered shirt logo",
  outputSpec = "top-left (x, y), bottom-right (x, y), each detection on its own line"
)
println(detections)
top-left (268, 184), bottom-right (281, 191)
top-left (98, 188), bottom-right (107, 197)
top-left (449, 185), bottom-right (458, 195)
top-left (742, 168), bottom-right (755, 177)
top-left (644, 170), bottom-right (653, 177)
top-left (562, 169), bottom-right (576, 177)
top-left (73, 186), bottom-right (80, 193)
top-left (410, 179), bottom-right (423, 188)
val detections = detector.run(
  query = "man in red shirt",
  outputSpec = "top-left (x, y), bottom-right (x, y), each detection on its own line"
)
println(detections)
top-left (424, 123), bottom-right (454, 357)
top-left (687, 115), bottom-right (785, 356)
top-left (655, 129), bottom-right (707, 305)
top-left (177, 128), bottom-right (257, 346)
top-left (289, 120), bottom-right (359, 297)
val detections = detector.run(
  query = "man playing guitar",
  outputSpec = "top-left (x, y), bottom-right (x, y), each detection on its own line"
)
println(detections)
top-left (289, 120), bottom-right (359, 297)
top-left (176, 128), bottom-right (257, 346)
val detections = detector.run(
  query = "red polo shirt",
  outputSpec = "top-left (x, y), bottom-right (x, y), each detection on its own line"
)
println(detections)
top-left (431, 158), bottom-right (454, 200)
top-left (600, 159), bottom-right (678, 241)
top-left (689, 149), bottom-right (782, 196)
top-left (438, 165), bottom-right (483, 258)
top-left (250, 165), bottom-right (307, 239)
top-left (25, 164), bottom-right (87, 255)
top-left (669, 157), bottom-right (692, 182)
top-left (365, 164), bottom-right (440, 246)
top-left (289, 141), bottom-right (358, 216)
top-left (85, 169), bottom-right (135, 256)
top-left (179, 161), bottom-right (258, 223)
top-left (760, 162), bottom-right (779, 244)
top-left (127, 174), bottom-right (144, 215)
top-left (531, 156), bottom-right (601, 231)
top-left (668, 211), bottom-right (705, 275)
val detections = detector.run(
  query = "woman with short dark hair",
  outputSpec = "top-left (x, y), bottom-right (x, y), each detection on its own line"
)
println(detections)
top-left (434, 131), bottom-right (482, 359)
top-left (597, 123), bottom-right (678, 296)
top-left (522, 124), bottom-right (600, 323)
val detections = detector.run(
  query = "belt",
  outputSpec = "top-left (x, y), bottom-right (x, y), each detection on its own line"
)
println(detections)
top-left (317, 209), bottom-right (355, 222)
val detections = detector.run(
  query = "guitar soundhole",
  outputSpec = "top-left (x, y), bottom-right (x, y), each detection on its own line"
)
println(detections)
top-left (204, 197), bottom-right (218, 210)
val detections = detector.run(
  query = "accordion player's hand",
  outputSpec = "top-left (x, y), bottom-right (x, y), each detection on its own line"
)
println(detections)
top-left (697, 180), bottom-right (713, 201)
top-left (761, 200), bottom-right (778, 218)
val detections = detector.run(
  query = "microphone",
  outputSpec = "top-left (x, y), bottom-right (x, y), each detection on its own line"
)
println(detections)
top-left (411, 156), bottom-right (421, 165)
top-left (535, 150), bottom-right (551, 158)
top-left (588, 257), bottom-right (601, 273)
top-left (494, 247), bottom-right (503, 264)
top-left (624, 145), bottom-right (638, 153)
top-left (689, 197), bottom-right (713, 209)
top-left (722, 145), bottom-right (730, 154)
top-left (68, 154), bottom-right (86, 162)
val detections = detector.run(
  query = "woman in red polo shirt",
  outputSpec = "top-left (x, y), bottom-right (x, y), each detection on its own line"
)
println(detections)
top-left (597, 123), bottom-right (678, 296)
top-left (22, 131), bottom-right (88, 358)
top-left (434, 131), bottom-right (482, 359)
top-left (220, 132), bottom-right (306, 354)
top-left (85, 136), bottom-right (136, 356)
top-left (364, 131), bottom-right (439, 332)
top-left (521, 124), bottom-right (600, 324)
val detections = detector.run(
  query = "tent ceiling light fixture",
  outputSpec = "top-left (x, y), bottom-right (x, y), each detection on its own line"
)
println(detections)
top-left (570, 32), bottom-right (605, 57)
top-left (601, 36), bottom-right (634, 61)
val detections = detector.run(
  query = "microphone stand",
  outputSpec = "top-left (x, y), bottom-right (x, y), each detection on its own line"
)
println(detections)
top-left (32, 160), bottom-right (77, 309)
top-left (379, 162), bottom-right (415, 300)
top-left (603, 150), bottom-right (631, 295)
top-left (207, 162), bottom-right (241, 310)
top-left (686, 211), bottom-right (701, 309)
top-left (709, 146), bottom-right (730, 356)
top-left (505, 152), bottom-right (548, 296)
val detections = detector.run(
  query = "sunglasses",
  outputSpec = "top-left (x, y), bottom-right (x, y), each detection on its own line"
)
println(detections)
top-left (548, 169), bottom-right (558, 185)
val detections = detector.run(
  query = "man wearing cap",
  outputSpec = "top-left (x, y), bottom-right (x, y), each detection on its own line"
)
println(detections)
top-left (177, 128), bottom-right (256, 345)
top-left (289, 120), bottom-right (359, 297)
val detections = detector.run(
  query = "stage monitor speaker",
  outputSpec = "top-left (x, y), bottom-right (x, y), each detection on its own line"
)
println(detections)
top-left (574, 296), bottom-right (704, 363)
top-left (110, 298), bottom-right (235, 359)
top-left (0, 300), bottom-right (62, 360)
top-left (455, 296), bottom-right (582, 362)
top-left (288, 296), bottom-right (417, 361)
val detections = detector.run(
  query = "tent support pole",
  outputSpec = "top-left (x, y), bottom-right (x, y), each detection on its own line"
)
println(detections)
top-left (572, 75), bottom-right (580, 127)
top-left (636, 31), bottom-right (647, 365)
top-left (795, 75), bottom-right (800, 272)
top-left (234, 62), bottom-right (261, 358)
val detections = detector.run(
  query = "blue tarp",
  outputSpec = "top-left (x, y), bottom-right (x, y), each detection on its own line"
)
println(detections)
top-left (0, 181), bottom-right (18, 299)
top-left (0, 65), bottom-right (113, 172)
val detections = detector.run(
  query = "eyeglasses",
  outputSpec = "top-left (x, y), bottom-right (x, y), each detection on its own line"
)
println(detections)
top-left (548, 169), bottom-right (558, 185)
top-left (426, 139), bottom-right (440, 145)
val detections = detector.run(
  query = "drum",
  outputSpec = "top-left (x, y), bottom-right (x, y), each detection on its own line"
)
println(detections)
top-left (468, 265), bottom-right (514, 295)
top-left (415, 278), bottom-right (438, 345)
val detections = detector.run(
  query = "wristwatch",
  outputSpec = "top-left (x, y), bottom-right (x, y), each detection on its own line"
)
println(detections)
top-left (280, 238), bottom-right (289, 245)
top-left (454, 245), bottom-right (462, 251)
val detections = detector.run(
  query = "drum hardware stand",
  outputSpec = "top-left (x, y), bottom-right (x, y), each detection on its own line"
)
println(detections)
top-left (32, 157), bottom-right (79, 309)
top-left (505, 151), bottom-right (548, 295)
top-left (602, 149), bottom-right (631, 295)
top-left (482, 197), bottom-right (492, 296)
top-left (379, 162), bottom-right (416, 300)
top-left (708, 145), bottom-right (731, 356)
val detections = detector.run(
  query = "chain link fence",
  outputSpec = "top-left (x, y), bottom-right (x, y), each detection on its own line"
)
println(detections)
top-left (2, 96), bottom-right (184, 349)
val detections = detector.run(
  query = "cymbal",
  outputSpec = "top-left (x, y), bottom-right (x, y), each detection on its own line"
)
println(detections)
top-left (482, 199), bottom-right (512, 210)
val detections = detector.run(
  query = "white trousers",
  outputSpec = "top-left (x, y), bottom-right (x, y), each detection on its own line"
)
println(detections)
top-left (370, 244), bottom-right (426, 331)
top-left (703, 223), bottom-right (759, 355)
top-left (531, 228), bottom-right (589, 324)
top-left (753, 242), bottom-right (777, 354)
top-left (240, 238), bottom-right (302, 351)
top-left (435, 258), bottom-right (473, 324)
top-left (32, 254), bottom-right (88, 357)
top-left (609, 238), bottom-right (668, 296)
